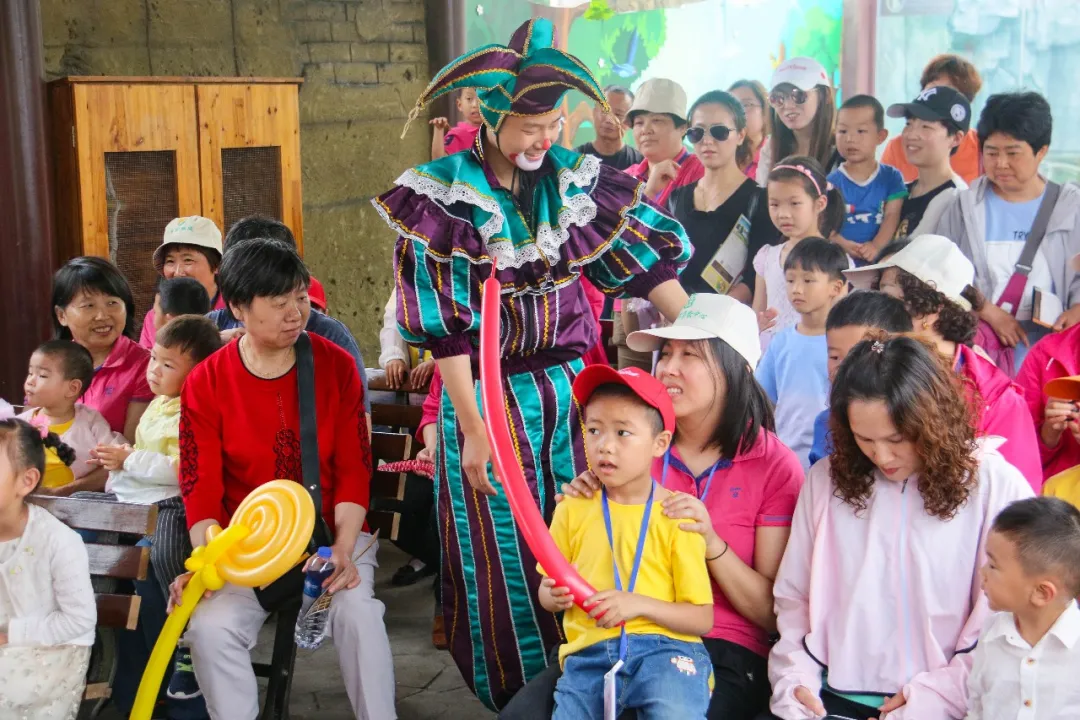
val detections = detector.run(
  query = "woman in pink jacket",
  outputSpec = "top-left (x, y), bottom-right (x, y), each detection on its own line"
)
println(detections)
top-left (765, 336), bottom-right (1032, 720)
top-left (1015, 321), bottom-right (1080, 480)
top-left (846, 235), bottom-right (1043, 491)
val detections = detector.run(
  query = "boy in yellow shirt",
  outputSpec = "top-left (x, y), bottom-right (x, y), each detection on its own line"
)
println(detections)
top-left (539, 366), bottom-right (714, 719)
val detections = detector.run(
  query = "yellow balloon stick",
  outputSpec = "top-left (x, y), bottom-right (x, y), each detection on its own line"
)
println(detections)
top-left (129, 480), bottom-right (316, 720)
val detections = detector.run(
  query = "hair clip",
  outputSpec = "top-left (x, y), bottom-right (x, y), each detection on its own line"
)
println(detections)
top-left (871, 340), bottom-right (886, 354)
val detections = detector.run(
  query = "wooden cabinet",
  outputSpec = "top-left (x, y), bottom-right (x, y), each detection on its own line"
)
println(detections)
top-left (49, 77), bottom-right (303, 321)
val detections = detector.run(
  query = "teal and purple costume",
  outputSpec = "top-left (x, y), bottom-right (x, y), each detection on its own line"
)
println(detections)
top-left (373, 19), bottom-right (690, 710)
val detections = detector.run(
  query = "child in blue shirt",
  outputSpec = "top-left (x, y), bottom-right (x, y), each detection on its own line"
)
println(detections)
top-left (756, 238), bottom-right (848, 468)
top-left (808, 290), bottom-right (914, 466)
top-left (828, 95), bottom-right (907, 264)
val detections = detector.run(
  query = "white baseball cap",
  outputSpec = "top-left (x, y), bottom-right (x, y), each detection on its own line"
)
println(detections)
top-left (769, 57), bottom-right (830, 92)
top-left (844, 234), bottom-right (974, 310)
top-left (153, 216), bottom-right (223, 272)
top-left (628, 78), bottom-right (688, 125)
top-left (627, 293), bottom-right (761, 370)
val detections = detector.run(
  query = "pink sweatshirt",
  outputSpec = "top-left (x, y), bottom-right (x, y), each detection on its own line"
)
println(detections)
top-left (954, 344), bottom-right (1042, 492)
top-left (1014, 323), bottom-right (1080, 480)
top-left (768, 440), bottom-right (1033, 720)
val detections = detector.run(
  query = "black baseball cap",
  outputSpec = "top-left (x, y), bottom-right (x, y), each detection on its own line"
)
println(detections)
top-left (887, 86), bottom-right (971, 133)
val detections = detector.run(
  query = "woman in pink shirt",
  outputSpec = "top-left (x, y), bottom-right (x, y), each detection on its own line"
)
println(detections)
top-left (766, 337), bottom-right (1031, 720)
top-left (51, 257), bottom-right (151, 440)
top-left (546, 294), bottom-right (804, 720)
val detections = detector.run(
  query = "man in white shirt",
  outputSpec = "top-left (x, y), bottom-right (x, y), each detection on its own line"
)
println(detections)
top-left (968, 496), bottom-right (1080, 719)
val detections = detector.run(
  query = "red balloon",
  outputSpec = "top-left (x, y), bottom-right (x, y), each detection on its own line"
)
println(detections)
top-left (479, 277), bottom-right (598, 610)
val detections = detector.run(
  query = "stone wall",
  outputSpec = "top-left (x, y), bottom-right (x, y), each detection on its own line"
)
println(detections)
top-left (39, 0), bottom-right (432, 360)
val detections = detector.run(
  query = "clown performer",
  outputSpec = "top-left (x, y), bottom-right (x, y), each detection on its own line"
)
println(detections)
top-left (373, 18), bottom-right (691, 711)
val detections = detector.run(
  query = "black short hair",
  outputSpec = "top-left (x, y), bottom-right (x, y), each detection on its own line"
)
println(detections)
top-left (218, 238), bottom-right (310, 311)
top-left (992, 497), bottom-right (1080, 597)
top-left (157, 276), bottom-right (210, 317)
top-left (51, 257), bottom-right (137, 341)
top-left (585, 383), bottom-right (664, 436)
top-left (826, 291), bottom-right (914, 333)
top-left (784, 237), bottom-right (849, 282)
top-left (603, 84), bottom-right (634, 102)
top-left (33, 339), bottom-right (94, 399)
top-left (977, 91), bottom-right (1053, 153)
top-left (224, 215), bottom-right (297, 251)
top-left (840, 94), bottom-right (885, 130)
top-left (155, 315), bottom-right (223, 364)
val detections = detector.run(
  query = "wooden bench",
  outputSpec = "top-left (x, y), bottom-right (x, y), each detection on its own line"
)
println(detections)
top-left (367, 402), bottom-right (426, 543)
top-left (29, 494), bottom-right (157, 717)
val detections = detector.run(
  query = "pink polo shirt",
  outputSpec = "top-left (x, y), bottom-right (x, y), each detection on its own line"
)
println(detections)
top-left (81, 335), bottom-right (153, 437)
top-left (656, 429), bottom-right (804, 656)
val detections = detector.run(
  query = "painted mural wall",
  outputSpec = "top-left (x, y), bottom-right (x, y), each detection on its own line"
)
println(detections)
top-left (465, 0), bottom-right (842, 148)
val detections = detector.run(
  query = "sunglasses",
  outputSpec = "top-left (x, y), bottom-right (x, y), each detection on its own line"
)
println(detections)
top-left (769, 88), bottom-right (809, 108)
top-left (685, 124), bottom-right (733, 144)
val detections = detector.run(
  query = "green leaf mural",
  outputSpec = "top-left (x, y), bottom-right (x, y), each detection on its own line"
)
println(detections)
top-left (583, 0), bottom-right (616, 22)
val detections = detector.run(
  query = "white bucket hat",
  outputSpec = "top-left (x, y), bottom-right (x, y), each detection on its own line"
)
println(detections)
top-left (627, 293), bottom-right (761, 370)
top-left (844, 234), bottom-right (974, 310)
top-left (153, 216), bottom-right (223, 272)
top-left (769, 57), bottom-right (830, 91)
top-left (627, 78), bottom-right (688, 125)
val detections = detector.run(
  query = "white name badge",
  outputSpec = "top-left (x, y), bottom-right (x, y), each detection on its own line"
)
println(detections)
top-left (699, 213), bottom-right (751, 295)
top-left (603, 659), bottom-right (624, 720)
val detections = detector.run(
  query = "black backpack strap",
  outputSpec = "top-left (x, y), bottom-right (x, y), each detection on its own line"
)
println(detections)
top-left (296, 332), bottom-right (334, 548)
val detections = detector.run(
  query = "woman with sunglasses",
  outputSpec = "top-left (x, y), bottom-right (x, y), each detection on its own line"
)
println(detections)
top-left (729, 80), bottom-right (772, 180)
top-left (668, 91), bottom-right (780, 304)
top-left (756, 57), bottom-right (839, 186)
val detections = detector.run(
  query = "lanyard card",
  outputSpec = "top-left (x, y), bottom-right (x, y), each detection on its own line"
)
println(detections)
top-left (699, 213), bottom-right (751, 295)
top-left (603, 659), bottom-right (624, 720)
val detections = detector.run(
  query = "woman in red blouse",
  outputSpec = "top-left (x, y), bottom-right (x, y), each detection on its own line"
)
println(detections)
top-left (173, 238), bottom-right (395, 719)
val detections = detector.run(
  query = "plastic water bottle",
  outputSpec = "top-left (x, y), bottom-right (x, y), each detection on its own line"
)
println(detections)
top-left (294, 547), bottom-right (334, 650)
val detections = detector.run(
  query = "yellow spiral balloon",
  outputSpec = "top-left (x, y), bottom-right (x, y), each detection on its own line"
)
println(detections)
top-left (131, 480), bottom-right (316, 720)
top-left (210, 478), bottom-right (316, 587)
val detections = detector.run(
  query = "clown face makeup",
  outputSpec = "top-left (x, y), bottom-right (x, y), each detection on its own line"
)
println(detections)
top-left (494, 110), bottom-right (564, 170)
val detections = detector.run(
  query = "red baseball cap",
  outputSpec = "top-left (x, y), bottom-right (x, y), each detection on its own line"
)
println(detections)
top-left (308, 276), bottom-right (327, 311)
top-left (572, 365), bottom-right (675, 433)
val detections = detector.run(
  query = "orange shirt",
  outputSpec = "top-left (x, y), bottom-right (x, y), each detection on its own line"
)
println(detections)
top-left (880, 128), bottom-right (981, 184)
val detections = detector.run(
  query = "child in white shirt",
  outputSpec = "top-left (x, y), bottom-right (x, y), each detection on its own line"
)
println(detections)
top-left (968, 496), bottom-right (1080, 719)
top-left (0, 418), bottom-right (96, 720)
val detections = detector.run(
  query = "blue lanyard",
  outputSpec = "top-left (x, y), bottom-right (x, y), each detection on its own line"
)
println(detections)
top-left (659, 450), bottom-right (729, 503)
top-left (602, 481), bottom-right (655, 661)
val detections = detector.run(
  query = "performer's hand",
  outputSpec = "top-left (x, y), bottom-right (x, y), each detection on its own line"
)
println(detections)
top-left (462, 429), bottom-right (496, 496)
top-left (385, 359), bottom-right (408, 389)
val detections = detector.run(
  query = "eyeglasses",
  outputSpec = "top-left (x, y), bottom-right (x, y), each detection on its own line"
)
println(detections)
top-left (769, 88), bottom-right (809, 109)
top-left (740, 100), bottom-right (762, 111)
top-left (685, 124), bottom-right (733, 144)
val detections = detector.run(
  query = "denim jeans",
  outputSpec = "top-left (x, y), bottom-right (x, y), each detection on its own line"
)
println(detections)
top-left (553, 634), bottom-right (711, 720)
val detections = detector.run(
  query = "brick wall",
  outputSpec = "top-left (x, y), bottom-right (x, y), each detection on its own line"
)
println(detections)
top-left (39, 0), bottom-right (432, 361)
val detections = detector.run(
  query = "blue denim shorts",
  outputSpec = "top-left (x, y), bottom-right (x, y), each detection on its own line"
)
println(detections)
top-left (553, 634), bottom-right (711, 719)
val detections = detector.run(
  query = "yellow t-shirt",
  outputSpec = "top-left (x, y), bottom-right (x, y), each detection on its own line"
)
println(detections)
top-left (1043, 466), bottom-right (1080, 510)
top-left (42, 418), bottom-right (75, 489)
top-left (541, 492), bottom-right (713, 665)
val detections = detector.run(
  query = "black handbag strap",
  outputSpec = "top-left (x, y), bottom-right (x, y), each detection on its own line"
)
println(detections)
top-left (296, 332), bottom-right (334, 548)
top-left (1013, 181), bottom-right (1061, 277)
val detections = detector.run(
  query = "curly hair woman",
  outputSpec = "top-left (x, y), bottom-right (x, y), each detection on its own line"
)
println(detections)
top-left (764, 336), bottom-right (1032, 720)
top-left (847, 234), bottom-right (1043, 491)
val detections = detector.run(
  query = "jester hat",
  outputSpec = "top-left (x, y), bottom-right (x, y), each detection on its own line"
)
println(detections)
top-left (404, 18), bottom-right (609, 135)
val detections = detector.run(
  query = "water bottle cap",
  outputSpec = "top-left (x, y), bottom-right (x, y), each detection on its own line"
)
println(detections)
top-left (317, 546), bottom-right (332, 559)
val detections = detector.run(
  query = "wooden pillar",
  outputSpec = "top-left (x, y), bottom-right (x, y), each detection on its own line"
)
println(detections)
top-left (0, 0), bottom-right (55, 401)
top-left (841, 0), bottom-right (878, 100)
top-left (424, 0), bottom-right (467, 124)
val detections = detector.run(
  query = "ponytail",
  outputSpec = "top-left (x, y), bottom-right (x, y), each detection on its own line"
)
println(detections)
top-left (820, 185), bottom-right (846, 238)
top-left (42, 431), bottom-right (77, 468)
